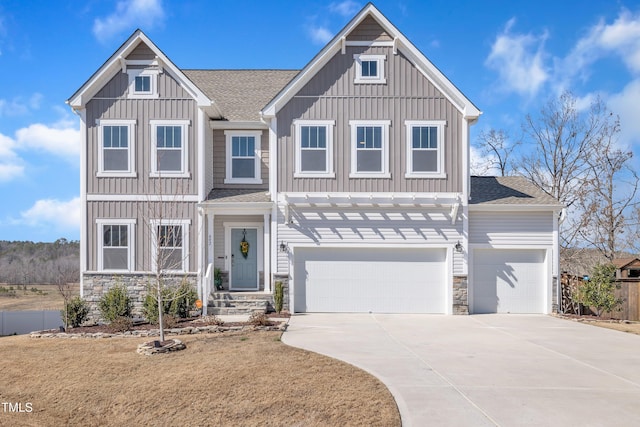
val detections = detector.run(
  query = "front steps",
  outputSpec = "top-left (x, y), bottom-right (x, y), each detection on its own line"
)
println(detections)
top-left (207, 292), bottom-right (274, 315)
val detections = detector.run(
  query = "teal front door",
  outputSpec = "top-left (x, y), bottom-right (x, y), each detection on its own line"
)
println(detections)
top-left (230, 228), bottom-right (258, 290)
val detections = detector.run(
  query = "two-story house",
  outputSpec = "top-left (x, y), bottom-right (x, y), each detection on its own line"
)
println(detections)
top-left (68, 3), bottom-right (562, 318)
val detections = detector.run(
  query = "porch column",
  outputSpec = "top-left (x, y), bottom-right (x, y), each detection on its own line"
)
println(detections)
top-left (263, 212), bottom-right (271, 293)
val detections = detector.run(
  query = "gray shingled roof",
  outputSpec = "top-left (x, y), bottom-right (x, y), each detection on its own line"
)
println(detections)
top-left (183, 70), bottom-right (299, 121)
top-left (205, 188), bottom-right (271, 203)
top-left (470, 176), bottom-right (562, 207)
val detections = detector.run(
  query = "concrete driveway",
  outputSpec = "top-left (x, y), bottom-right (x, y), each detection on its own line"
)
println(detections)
top-left (282, 314), bottom-right (640, 426)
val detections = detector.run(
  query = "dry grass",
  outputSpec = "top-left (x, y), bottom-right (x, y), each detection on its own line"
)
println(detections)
top-left (589, 320), bottom-right (640, 335)
top-left (0, 331), bottom-right (400, 427)
top-left (0, 285), bottom-right (77, 311)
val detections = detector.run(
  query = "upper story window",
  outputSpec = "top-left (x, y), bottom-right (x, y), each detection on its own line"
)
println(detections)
top-left (152, 220), bottom-right (190, 273)
top-left (349, 120), bottom-right (391, 178)
top-left (97, 219), bottom-right (135, 272)
top-left (405, 120), bottom-right (446, 178)
top-left (354, 54), bottom-right (386, 84)
top-left (224, 130), bottom-right (262, 184)
top-left (294, 120), bottom-right (335, 178)
top-left (150, 120), bottom-right (190, 177)
top-left (97, 119), bottom-right (136, 177)
top-left (127, 68), bottom-right (159, 99)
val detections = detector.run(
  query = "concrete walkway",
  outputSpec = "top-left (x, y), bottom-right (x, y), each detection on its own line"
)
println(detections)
top-left (282, 314), bottom-right (640, 426)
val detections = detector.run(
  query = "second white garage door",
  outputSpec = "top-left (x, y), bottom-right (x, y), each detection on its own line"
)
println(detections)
top-left (293, 247), bottom-right (447, 313)
top-left (472, 249), bottom-right (546, 314)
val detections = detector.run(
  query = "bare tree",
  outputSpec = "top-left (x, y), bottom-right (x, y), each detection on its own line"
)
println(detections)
top-left (577, 116), bottom-right (639, 261)
top-left (56, 264), bottom-right (80, 331)
top-left (518, 92), bottom-right (614, 251)
top-left (475, 129), bottom-right (520, 176)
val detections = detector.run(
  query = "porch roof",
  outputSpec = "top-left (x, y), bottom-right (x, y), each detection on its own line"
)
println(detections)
top-left (205, 188), bottom-right (271, 203)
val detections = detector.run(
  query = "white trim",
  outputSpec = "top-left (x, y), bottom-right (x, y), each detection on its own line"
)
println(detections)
top-left (268, 117), bottom-right (277, 199)
top-left (151, 219), bottom-right (191, 273)
top-left (469, 204), bottom-right (563, 212)
top-left (126, 68), bottom-right (159, 99)
top-left (78, 109), bottom-right (87, 296)
top-left (197, 109), bottom-right (206, 202)
top-left (263, 213), bottom-right (271, 293)
top-left (223, 222), bottom-right (264, 291)
top-left (210, 121), bottom-right (268, 130)
top-left (353, 54), bottom-right (386, 84)
top-left (261, 4), bottom-right (481, 120)
top-left (293, 119), bottom-right (335, 178)
top-left (404, 120), bottom-right (446, 178)
top-left (149, 119), bottom-right (191, 177)
top-left (96, 119), bottom-right (137, 178)
top-left (96, 219), bottom-right (136, 272)
top-left (224, 130), bottom-right (263, 184)
top-left (345, 40), bottom-right (395, 47)
top-left (87, 194), bottom-right (200, 202)
top-left (349, 120), bottom-right (391, 178)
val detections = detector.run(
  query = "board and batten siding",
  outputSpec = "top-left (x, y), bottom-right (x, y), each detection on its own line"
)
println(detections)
top-left (276, 46), bottom-right (463, 194)
top-left (469, 211), bottom-right (554, 246)
top-left (212, 129), bottom-right (269, 189)
top-left (346, 16), bottom-right (392, 41)
top-left (86, 71), bottom-right (199, 196)
top-left (87, 201), bottom-right (197, 272)
top-left (276, 205), bottom-right (464, 275)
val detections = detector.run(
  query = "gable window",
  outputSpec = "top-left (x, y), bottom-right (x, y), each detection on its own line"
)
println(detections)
top-left (150, 120), bottom-right (190, 177)
top-left (349, 120), bottom-right (391, 178)
top-left (127, 68), bottom-right (159, 98)
top-left (224, 130), bottom-right (262, 184)
top-left (152, 220), bottom-right (190, 272)
top-left (294, 120), bottom-right (335, 178)
top-left (354, 54), bottom-right (386, 84)
top-left (97, 119), bottom-right (136, 177)
top-left (97, 219), bottom-right (135, 271)
top-left (405, 120), bottom-right (446, 178)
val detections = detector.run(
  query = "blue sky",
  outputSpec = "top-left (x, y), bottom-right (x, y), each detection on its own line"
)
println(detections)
top-left (1, 0), bottom-right (639, 242)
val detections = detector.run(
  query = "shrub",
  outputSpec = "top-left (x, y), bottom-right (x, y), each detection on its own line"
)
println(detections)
top-left (107, 316), bottom-right (133, 333)
top-left (62, 296), bottom-right (90, 328)
top-left (274, 281), bottom-right (284, 314)
top-left (143, 281), bottom-right (198, 324)
top-left (575, 263), bottom-right (623, 317)
top-left (248, 311), bottom-right (271, 326)
top-left (98, 284), bottom-right (132, 323)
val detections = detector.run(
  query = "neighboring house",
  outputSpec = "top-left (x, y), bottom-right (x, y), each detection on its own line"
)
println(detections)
top-left (68, 3), bottom-right (562, 317)
top-left (613, 258), bottom-right (640, 280)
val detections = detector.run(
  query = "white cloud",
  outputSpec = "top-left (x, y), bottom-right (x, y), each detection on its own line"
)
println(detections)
top-left (0, 93), bottom-right (43, 117)
top-left (93, 0), bottom-right (165, 43)
top-left (308, 25), bottom-right (333, 44)
top-left (0, 116), bottom-right (80, 183)
top-left (19, 197), bottom-right (81, 232)
top-left (15, 118), bottom-right (80, 162)
top-left (328, 1), bottom-right (360, 17)
top-left (485, 18), bottom-right (549, 97)
top-left (0, 133), bottom-right (24, 182)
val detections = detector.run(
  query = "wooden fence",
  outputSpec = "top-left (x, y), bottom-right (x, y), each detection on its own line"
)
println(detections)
top-left (560, 273), bottom-right (640, 321)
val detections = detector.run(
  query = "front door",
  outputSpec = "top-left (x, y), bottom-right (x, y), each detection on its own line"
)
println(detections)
top-left (230, 228), bottom-right (258, 290)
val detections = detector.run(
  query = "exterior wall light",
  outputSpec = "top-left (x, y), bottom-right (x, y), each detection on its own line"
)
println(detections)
top-left (280, 241), bottom-right (288, 252)
top-left (455, 241), bottom-right (463, 253)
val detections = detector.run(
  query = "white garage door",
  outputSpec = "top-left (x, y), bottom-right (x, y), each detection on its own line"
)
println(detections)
top-left (293, 247), bottom-right (446, 313)
top-left (472, 249), bottom-right (546, 314)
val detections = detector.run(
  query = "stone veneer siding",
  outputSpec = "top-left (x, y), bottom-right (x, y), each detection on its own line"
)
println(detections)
top-left (452, 275), bottom-right (469, 315)
top-left (83, 273), bottom-right (197, 322)
top-left (273, 273), bottom-right (290, 312)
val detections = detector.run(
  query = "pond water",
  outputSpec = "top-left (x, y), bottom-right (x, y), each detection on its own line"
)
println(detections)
top-left (0, 310), bottom-right (62, 336)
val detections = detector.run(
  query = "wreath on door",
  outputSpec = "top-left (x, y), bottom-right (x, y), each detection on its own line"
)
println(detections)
top-left (240, 229), bottom-right (250, 259)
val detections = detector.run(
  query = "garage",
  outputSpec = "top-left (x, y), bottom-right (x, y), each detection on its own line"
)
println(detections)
top-left (472, 249), bottom-right (547, 314)
top-left (292, 247), bottom-right (447, 313)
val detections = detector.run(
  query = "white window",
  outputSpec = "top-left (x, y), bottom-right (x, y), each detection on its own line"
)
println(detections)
top-left (294, 120), bottom-right (335, 177)
top-left (150, 120), bottom-right (190, 177)
top-left (96, 219), bottom-right (135, 272)
top-left (224, 130), bottom-right (262, 184)
top-left (349, 120), bottom-right (391, 178)
top-left (405, 120), bottom-right (446, 178)
top-left (97, 119), bottom-right (136, 177)
top-left (354, 54), bottom-right (386, 84)
top-left (151, 220), bottom-right (190, 273)
top-left (127, 69), bottom-right (159, 99)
